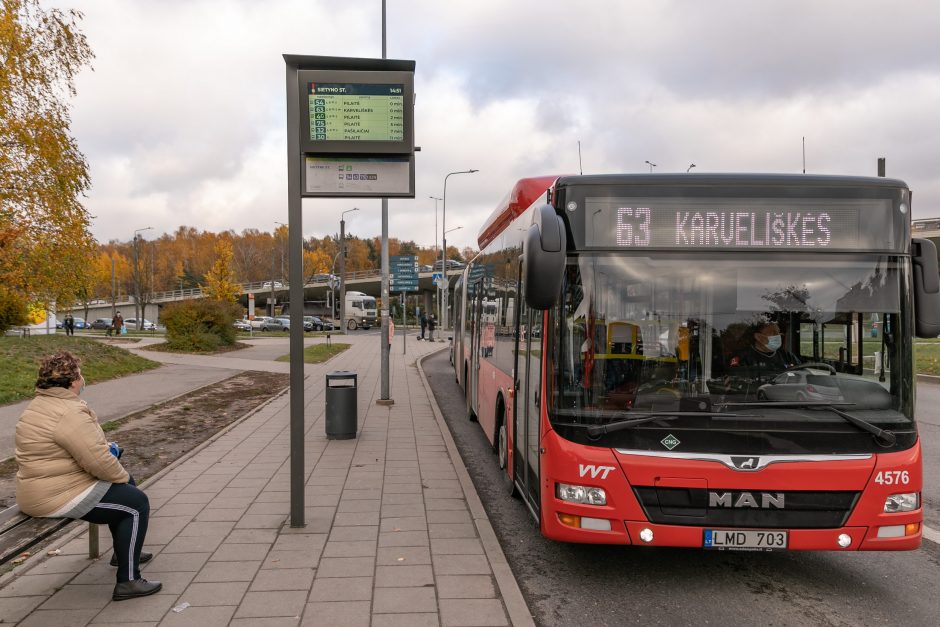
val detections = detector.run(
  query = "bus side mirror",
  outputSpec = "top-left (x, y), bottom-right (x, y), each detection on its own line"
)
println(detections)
top-left (524, 204), bottom-right (566, 310)
top-left (912, 238), bottom-right (940, 337)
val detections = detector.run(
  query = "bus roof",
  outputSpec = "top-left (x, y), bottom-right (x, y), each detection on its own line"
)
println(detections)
top-left (554, 172), bottom-right (909, 190)
top-left (477, 175), bottom-right (560, 249)
top-left (477, 173), bottom-right (909, 250)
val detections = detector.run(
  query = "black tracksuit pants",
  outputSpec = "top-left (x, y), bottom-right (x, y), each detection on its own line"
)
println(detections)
top-left (80, 478), bottom-right (150, 583)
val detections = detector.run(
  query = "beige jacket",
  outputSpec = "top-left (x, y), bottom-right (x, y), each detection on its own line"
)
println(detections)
top-left (15, 387), bottom-right (129, 517)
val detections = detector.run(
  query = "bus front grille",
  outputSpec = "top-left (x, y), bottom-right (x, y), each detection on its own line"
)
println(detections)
top-left (632, 487), bottom-right (860, 529)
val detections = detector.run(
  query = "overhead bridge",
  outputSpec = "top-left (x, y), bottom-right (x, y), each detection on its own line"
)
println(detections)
top-left (80, 268), bottom-right (461, 322)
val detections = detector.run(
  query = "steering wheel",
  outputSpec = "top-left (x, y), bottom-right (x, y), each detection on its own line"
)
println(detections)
top-left (784, 362), bottom-right (836, 375)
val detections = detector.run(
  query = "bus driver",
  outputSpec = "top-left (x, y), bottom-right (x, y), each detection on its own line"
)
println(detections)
top-left (729, 321), bottom-right (801, 384)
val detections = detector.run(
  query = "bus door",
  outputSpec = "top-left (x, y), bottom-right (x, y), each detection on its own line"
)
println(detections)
top-left (514, 295), bottom-right (541, 513)
top-left (468, 281), bottom-right (483, 417)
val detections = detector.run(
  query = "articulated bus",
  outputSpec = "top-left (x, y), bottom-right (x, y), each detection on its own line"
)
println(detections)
top-left (453, 173), bottom-right (940, 551)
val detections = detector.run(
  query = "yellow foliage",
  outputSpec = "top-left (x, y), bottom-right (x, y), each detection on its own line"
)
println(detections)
top-left (0, 0), bottom-right (96, 300)
top-left (203, 239), bottom-right (239, 302)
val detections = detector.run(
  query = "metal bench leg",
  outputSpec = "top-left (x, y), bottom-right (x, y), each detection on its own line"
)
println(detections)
top-left (88, 523), bottom-right (99, 559)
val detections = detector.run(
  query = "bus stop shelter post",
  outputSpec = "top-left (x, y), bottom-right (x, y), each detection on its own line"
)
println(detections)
top-left (285, 59), bottom-right (305, 528)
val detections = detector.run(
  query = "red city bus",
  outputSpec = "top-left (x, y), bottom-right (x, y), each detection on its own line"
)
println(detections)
top-left (453, 173), bottom-right (940, 551)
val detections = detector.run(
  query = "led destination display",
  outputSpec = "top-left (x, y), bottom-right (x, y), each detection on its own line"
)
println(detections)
top-left (308, 83), bottom-right (404, 142)
top-left (584, 198), bottom-right (896, 251)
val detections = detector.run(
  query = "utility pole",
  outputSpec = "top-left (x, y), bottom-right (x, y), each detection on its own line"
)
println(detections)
top-left (111, 254), bottom-right (116, 318)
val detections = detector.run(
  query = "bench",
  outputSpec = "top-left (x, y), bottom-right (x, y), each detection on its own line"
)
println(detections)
top-left (0, 506), bottom-right (99, 567)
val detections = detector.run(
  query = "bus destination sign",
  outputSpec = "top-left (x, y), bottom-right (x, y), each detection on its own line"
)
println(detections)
top-left (308, 83), bottom-right (404, 142)
top-left (584, 198), bottom-right (895, 251)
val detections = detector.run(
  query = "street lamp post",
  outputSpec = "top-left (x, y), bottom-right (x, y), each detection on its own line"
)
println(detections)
top-left (441, 169), bottom-right (477, 332)
top-left (273, 221), bottom-right (288, 317)
top-left (645, 160), bottom-right (657, 173)
top-left (429, 196), bottom-right (442, 322)
top-left (687, 163), bottom-right (697, 173)
top-left (132, 227), bottom-right (153, 329)
top-left (339, 207), bottom-right (359, 332)
top-left (275, 221), bottom-right (288, 282)
top-left (442, 225), bottom-right (462, 339)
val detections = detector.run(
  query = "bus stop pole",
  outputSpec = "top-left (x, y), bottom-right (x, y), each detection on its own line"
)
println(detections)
top-left (285, 60), bottom-right (305, 527)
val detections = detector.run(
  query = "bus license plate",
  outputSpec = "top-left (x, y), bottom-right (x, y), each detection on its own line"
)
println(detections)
top-left (703, 529), bottom-right (788, 550)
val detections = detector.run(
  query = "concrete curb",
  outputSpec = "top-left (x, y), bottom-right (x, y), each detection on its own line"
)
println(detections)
top-left (0, 382), bottom-right (291, 587)
top-left (417, 349), bottom-right (535, 627)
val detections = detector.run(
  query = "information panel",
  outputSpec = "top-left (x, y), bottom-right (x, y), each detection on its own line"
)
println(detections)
top-left (584, 197), bottom-right (896, 251)
top-left (308, 83), bottom-right (404, 142)
top-left (303, 156), bottom-right (413, 197)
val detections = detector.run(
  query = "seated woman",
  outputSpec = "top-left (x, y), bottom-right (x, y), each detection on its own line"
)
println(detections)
top-left (15, 350), bottom-right (160, 601)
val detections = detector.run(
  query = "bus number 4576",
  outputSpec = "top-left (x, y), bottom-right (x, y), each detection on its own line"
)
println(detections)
top-left (874, 470), bottom-right (910, 485)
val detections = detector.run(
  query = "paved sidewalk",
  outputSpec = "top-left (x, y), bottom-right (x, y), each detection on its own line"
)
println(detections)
top-left (0, 335), bottom-right (532, 626)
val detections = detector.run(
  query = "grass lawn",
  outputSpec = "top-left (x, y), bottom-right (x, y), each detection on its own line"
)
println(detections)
top-left (276, 343), bottom-right (350, 364)
top-left (0, 335), bottom-right (160, 405)
top-left (915, 339), bottom-right (940, 376)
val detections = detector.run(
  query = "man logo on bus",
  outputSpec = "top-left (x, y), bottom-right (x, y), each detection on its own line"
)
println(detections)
top-left (732, 456), bottom-right (760, 470)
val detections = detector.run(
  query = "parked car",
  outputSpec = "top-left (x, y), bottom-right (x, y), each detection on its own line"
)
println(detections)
top-left (90, 318), bottom-right (112, 330)
top-left (304, 316), bottom-right (332, 331)
top-left (250, 316), bottom-right (284, 332)
top-left (233, 319), bottom-right (252, 332)
top-left (73, 317), bottom-right (88, 329)
top-left (124, 318), bottom-right (156, 331)
top-left (274, 316), bottom-right (292, 331)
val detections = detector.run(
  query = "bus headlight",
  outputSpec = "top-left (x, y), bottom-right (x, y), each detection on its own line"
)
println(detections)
top-left (884, 493), bottom-right (919, 513)
top-left (556, 483), bottom-right (607, 506)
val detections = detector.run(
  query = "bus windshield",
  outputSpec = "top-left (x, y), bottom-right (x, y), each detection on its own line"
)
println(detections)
top-left (551, 252), bottom-right (914, 454)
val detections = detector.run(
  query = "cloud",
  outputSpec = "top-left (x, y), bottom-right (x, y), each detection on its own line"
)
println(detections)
top-left (58, 0), bottom-right (940, 252)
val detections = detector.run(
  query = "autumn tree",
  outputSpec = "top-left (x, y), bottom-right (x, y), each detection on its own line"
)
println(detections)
top-left (0, 0), bottom-right (96, 305)
top-left (203, 238), bottom-right (239, 302)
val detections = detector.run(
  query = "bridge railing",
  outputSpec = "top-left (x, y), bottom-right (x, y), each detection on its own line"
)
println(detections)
top-left (102, 267), bottom-right (451, 304)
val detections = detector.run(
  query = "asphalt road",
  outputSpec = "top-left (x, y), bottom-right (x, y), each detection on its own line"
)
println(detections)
top-left (424, 350), bottom-right (940, 626)
top-left (913, 380), bottom-right (940, 530)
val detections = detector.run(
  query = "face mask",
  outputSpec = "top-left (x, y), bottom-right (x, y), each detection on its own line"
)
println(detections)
top-left (766, 335), bottom-right (782, 350)
top-left (78, 375), bottom-right (86, 395)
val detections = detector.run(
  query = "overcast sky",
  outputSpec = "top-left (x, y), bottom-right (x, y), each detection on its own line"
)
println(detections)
top-left (62, 0), bottom-right (940, 251)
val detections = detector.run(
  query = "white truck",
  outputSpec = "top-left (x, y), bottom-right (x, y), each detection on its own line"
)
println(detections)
top-left (345, 291), bottom-right (376, 330)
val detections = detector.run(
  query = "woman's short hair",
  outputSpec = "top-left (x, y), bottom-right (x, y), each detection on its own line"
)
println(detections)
top-left (36, 350), bottom-right (81, 389)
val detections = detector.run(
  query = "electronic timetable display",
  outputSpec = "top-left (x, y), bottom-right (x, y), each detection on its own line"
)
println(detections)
top-left (308, 83), bottom-right (404, 142)
top-left (297, 69), bottom-right (413, 155)
top-left (582, 197), bottom-right (899, 251)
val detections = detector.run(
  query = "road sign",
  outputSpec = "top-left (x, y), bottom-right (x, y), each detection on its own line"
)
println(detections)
top-left (390, 255), bottom-right (418, 292)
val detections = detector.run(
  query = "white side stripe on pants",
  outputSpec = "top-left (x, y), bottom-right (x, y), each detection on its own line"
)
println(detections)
top-left (92, 502), bottom-right (140, 579)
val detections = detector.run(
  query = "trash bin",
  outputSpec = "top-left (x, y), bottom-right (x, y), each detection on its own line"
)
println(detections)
top-left (325, 371), bottom-right (357, 439)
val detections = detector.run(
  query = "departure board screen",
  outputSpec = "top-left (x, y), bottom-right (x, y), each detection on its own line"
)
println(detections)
top-left (307, 83), bottom-right (404, 142)
top-left (583, 197), bottom-right (898, 251)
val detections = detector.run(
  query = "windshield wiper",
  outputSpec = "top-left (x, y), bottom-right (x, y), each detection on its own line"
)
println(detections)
top-left (718, 401), bottom-right (896, 446)
top-left (566, 411), bottom-right (749, 438)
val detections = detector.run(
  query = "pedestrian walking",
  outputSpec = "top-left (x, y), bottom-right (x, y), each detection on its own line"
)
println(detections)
top-left (419, 311), bottom-right (427, 340)
top-left (64, 313), bottom-right (74, 337)
top-left (388, 318), bottom-right (395, 348)
top-left (428, 314), bottom-right (436, 342)
top-left (109, 311), bottom-right (123, 337)
top-left (15, 351), bottom-right (160, 601)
